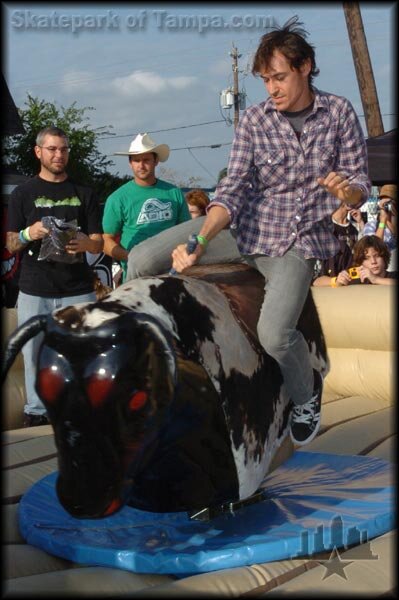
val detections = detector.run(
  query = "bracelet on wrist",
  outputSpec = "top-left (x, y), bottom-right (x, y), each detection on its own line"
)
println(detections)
top-left (330, 277), bottom-right (337, 288)
top-left (19, 230), bottom-right (29, 244)
top-left (196, 235), bottom-right (208, 247)
top-left (23, 226), bottom-right (32, 241)
top-left (378, 222), bottom-right (386, 229)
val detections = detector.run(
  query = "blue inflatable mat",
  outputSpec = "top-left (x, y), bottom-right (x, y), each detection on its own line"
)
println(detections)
top-left (19, 451), bottom-right (394, 575)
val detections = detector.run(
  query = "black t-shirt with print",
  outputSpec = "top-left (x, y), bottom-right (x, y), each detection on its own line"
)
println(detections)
top-left (8, 176), bottom-right (102, 297)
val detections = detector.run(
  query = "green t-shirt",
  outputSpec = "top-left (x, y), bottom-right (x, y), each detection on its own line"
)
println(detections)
top-left (102, 179), bottom-right (191, 278)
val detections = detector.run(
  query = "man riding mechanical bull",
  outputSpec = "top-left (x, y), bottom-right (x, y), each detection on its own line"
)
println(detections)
top-left (2, 18), bottom-right (369, 520)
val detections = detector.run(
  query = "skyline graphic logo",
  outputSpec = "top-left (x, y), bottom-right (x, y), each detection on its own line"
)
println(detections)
top-left (291, 515), bottom-right (379, 580)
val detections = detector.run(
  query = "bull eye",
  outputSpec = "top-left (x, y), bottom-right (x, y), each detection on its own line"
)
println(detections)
top-left (37, 347), bottom-right (73, 404)
top-left (37, 366), bottom-right (66, 404)
top-left (128, 390), bottom-right (148, 411)
top-left (86, 372), bottom-right (114, 408)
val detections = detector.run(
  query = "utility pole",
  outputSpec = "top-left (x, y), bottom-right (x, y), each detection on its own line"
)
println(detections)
top-left (343, 2), bottom-right (384, 137)
top-left (230, 44), bottom-right (242, 129)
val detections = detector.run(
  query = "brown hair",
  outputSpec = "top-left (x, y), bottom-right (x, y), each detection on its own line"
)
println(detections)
top-left (352, 235), bottom-right (391, 269)
top-left (185, 189), bottom-right (210, 215)
top-left (252, 16), bottom-right (319, 86)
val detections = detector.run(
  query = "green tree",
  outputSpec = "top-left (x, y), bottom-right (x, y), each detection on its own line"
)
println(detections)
top-left (94, 171), bottom-right (132, 207)
top-left (2, 95), bottom-right (124, 202)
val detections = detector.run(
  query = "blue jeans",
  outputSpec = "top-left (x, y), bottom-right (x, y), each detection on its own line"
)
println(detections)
top-left (17, 291), bottom-right (96, 416)
top-left (126, 222), bottom-right (315, 404)
top-left (126, 217), bottom-right (243, 280)
top-left (244, 248), bottom-right (316, 406)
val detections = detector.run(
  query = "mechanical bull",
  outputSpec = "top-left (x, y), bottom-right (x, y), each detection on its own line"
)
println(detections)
top-left (2, 264), bottom-right (329, 519)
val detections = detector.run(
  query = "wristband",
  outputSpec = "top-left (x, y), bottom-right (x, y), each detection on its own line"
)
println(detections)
top-left (23, 226), bottom-right (32, 241)
top-left (330, 277), bottom-right (337, 288)
top-left (378, 222), bottom-right (386, 229)
top-left (196, 235), bottom-right (208, 247)
top-left (19, 230), bottom-right (28, 244)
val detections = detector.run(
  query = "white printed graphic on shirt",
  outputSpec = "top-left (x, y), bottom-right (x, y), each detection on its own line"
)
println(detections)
top-left (137, 198), bottom-right (173, 224)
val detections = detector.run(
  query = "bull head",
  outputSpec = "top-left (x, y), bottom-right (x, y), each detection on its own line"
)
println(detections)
top-left (2, 311), bottom-right (177, 518)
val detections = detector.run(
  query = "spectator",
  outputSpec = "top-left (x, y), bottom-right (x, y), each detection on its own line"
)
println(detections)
top-left (86, 250), bottom-right (113, 298)
top-left (6, 126), bottom-right (103, 427)
top-left (313, 202), bottom-right (360, 284)
top-left (360, 184), bottom-right (397, 252)
top-left (185, 189), bottom-right (210, 219)
top-left (171, 16), bottom-right (370, 447)
top-left (331, 201), bottom-right (360, 248)
top-left (102, 133), bottom-right (191, 282)
top-left (347, 206), bottom-right (366, 235)
top-left (1, 218), bottom-right (21, 308)
top-left (319, 235), bottom-right (396, 287)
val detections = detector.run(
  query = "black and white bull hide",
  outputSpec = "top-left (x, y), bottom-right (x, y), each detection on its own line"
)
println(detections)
top-left (2, 264), bottom-right (329, 519)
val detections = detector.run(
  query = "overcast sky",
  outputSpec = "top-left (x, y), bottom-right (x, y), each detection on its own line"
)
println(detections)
top-left (2, 2), bottom-right (396, 188)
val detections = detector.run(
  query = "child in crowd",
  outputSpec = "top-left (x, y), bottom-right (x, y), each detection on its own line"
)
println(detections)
top-left (185, 189), bottom-right (210, 219)
top-left (313, 235), bottom-right (396, 287)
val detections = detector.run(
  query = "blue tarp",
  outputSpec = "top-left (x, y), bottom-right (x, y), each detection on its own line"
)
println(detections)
top-left (19, 451), bottom-right (394, 575)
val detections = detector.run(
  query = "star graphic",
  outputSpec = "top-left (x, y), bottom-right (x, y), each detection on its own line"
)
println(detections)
top-left (319, 547), bottom-right (354, 580)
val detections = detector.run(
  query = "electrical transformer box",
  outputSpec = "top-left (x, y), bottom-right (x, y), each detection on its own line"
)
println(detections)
top-left (220, 90), bottom-right (234, 109)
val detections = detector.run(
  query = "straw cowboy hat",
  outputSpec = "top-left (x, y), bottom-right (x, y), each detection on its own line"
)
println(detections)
top-left (114, 133), bottom-right (170, 162)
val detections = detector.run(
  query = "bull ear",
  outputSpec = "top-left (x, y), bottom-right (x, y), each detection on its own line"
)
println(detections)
top-left (118, 312), bottom-right (177, 390)
top-left (1, 315), bottom-right (48, 383)
top-left (128, 313), bottom-right (177, 385)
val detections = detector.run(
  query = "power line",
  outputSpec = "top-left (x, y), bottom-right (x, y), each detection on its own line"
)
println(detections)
top-left (107, 141), bottom-right (232, 157)
top-left (173, 142), bottom-right (231, 151)
top-left (102, 120), bottom-right (226, 140)
top-left (358, 113), bottom-right (395, 118)
top-left (9, 20), bottom-right (388, 89)
top-left (188, 148), bottom-right (217, 184)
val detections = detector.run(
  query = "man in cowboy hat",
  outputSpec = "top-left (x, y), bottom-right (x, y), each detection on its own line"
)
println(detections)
top-left (102, 133), bottom-right (190, 281)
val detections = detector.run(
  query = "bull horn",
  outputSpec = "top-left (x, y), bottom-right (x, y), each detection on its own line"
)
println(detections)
top-left (1, 314), bottom-right (48, 383)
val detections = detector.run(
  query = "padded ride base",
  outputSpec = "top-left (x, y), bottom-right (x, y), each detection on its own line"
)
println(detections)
top-left (19, 451), bottom-right (394, 575)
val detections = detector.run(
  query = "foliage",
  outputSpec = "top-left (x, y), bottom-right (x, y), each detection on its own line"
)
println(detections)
top-left (95, 172), bottom-right (132, 206)
top-left (2, 94), bottom-right (212, 201)
top-left (2, 95), bottom-right (125, 202)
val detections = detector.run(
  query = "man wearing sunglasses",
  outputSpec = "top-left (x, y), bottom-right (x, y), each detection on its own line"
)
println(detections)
top-left (6, 126), bottom-right (103, 427)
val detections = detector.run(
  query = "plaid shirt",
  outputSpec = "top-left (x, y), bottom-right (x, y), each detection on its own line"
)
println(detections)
top-left (210, 89), bottom-right (371, 259)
